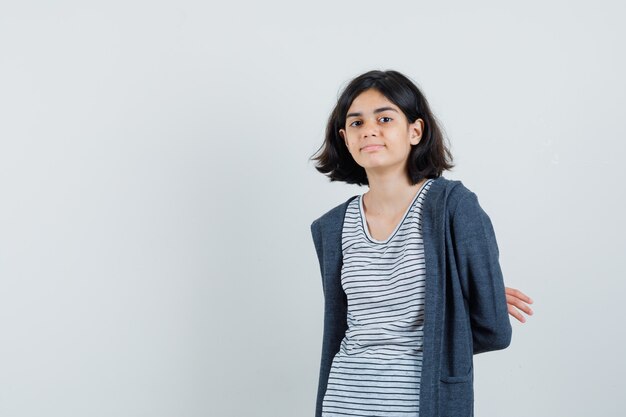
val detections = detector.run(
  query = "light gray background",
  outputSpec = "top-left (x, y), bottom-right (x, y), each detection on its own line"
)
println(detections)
top-left (1, 1), bottom-right (625, 416)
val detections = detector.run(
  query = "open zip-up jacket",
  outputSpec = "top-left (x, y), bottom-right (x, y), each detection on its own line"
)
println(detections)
top-left (310, 175), bottom-right (512, 417)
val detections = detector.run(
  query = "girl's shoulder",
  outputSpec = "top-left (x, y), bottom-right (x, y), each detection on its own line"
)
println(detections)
top-left (310, 194), bottom-right (358, 232)
top-left (435, 176), bottom-right (477, 207)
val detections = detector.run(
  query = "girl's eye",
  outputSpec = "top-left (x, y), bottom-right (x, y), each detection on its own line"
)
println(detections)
top-left (380, 117), bottom-right (392, 122)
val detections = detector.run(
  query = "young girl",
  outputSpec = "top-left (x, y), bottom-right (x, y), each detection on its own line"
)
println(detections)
top-left (309, 70), bottom-right (533, 417)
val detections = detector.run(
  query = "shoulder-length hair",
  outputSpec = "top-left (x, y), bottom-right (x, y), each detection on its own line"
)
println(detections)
top-left (310, 69), bottom-right (454, 186)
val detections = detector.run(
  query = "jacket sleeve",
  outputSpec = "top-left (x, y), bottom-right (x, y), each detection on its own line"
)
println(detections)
top-left (310, 219), bottom-right (348, 417)
top-left (452, 191), bottom-right (512, 354)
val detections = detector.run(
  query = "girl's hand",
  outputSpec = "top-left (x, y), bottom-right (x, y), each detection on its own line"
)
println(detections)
top-left (505, 287), bottom-right (534, 323)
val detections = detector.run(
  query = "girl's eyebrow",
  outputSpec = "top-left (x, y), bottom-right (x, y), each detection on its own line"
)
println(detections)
top-left (346, 107), bottom-right (399, 119)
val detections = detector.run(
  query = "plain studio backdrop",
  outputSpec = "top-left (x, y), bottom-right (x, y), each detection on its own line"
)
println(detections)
top-left (1, 1), bottom-right (625, 416)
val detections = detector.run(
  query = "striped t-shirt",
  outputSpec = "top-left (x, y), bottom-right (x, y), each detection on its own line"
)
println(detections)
top-left (321, 178), bottom-right (435, 417)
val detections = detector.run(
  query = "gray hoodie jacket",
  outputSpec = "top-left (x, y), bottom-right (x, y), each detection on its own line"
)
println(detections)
top-left (310, 175), bottom-right (512, 417)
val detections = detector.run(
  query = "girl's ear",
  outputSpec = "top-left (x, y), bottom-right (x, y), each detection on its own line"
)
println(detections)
top-left (339, 129), bottom-right (347, 146)
top-left (409, 118), bottom-right (424, 145)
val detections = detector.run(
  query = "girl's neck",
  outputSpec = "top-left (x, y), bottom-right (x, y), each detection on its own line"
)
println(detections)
top-left (363, 176), bottom-right (428, 216)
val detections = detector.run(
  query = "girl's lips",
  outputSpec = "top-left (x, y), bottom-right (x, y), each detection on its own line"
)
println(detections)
top-left (361, 144), bottom-right (385, 152)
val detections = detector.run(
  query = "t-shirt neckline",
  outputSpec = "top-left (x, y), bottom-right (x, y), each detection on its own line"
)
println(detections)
top-left (359, 179), bottom-right (431, 244)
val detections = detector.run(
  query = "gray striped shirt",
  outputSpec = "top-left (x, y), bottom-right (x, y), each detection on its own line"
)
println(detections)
top-left (322, 178), bottom-right (434, 417)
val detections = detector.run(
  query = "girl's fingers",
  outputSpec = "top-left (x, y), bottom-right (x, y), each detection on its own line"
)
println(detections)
top-left (508, 305), bottom-right (526, 323)
top-left (506, 295), bottom-right (534, 315)
top-left (505, 287), bottom-right (535, 322)
top-left (505, 286), bottom-right (534, 304)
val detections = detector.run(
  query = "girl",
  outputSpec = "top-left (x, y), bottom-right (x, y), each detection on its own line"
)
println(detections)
top-left (309, 70), bottom-right (533, 417)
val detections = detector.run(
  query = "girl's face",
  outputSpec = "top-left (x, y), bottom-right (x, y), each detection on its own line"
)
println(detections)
top-left (339, 88), bottom-right (423, 174)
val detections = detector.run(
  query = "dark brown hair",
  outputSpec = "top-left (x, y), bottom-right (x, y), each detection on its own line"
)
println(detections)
top-left (310, 69), bottom-right (454, 186)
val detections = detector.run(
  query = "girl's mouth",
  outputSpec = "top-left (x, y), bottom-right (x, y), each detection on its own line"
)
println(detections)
top-left (361, 145), bottom-right (385, 152)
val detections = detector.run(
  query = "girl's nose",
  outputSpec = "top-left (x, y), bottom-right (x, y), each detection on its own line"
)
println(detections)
top-left (361, 120), bottom-right (379, 138)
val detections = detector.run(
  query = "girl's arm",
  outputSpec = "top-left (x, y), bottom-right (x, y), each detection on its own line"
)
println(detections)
top-left (452, 191), bottom-right (512, 354)
top-left (310, 219), bottom-right (348, 417)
